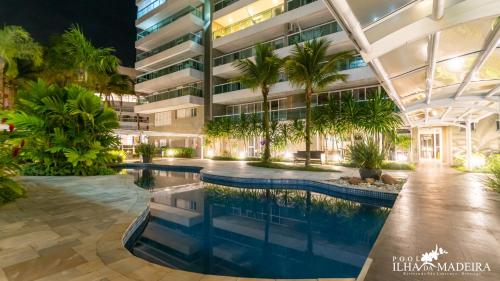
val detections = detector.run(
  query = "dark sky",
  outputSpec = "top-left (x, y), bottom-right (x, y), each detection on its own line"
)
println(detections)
top-left (0, 0), bottom-right (137, 67)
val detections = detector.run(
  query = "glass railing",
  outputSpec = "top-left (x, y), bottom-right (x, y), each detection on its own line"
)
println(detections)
top-left (136, 32), bottom-right (202, 62)
top-left (139, 85), bottom-right (203, 104)
top-left (136, 59), bottom-right (203, 83)
top-left (214, 81), bottom-right (246, 94)
top-left (137, 0), bottom-right (166, 19)
top-left (214, 0), bottom-right (240, 12)
top-left (288, 21), bottom-right (342, 45)
top-left (287, 0), bottom-right (318, 11)
top-left (214, 107), bottom-right (307, 121)
top-left (214, 38), bottom-right (285, 66)
top-left (337, 55), bottom-right (367, 71)
top-left (137, 6), bottom-right (202, 40)
top-left (214, 56), bottom-right (366, 94)
top-left (213, 4), bottom-right (284, 39)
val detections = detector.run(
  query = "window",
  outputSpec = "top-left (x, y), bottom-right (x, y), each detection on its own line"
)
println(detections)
top-left (176, 107), bottom-right (197, 119)
top-left (154, 111), bottom-right (171, 126)
top-left (317, 92), bottom-right (330, 105)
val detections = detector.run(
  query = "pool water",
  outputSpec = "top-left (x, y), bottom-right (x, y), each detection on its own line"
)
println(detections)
top-left (124, 168), bottom-right (390, 279)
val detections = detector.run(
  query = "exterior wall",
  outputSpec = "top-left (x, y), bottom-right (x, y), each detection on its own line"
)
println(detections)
top-left (151, 106), bottom-right (204, 134)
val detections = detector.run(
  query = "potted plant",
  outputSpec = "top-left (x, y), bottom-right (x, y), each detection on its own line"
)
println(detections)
top-left (137, 143), bottom-right (157, 164)
top-left (348, 139), bottom-right (385, 180)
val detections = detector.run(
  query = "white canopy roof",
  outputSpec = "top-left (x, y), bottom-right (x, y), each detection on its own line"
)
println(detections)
top-left (323, 0), bottom-right (500, 127)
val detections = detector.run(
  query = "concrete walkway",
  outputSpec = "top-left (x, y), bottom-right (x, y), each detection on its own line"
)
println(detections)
top-left (151, 158), bottom-right (410, 181)
top-left (364, 163), bottom-right (500, 281)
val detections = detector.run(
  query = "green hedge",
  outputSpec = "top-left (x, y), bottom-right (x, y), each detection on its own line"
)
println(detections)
top-left (163, 147), bottom-right (196, 158)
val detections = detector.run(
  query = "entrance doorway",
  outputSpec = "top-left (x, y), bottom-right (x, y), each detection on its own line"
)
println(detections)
top-left (418, 128), bottom-right (442, 161)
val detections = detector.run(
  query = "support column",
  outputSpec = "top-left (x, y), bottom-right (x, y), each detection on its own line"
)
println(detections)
top-left (200, 136), bottom-right (205, 160)
top-left (203, 0), bottom-right (213, 122)
top-left (465, 120), bottom-right (472, 170)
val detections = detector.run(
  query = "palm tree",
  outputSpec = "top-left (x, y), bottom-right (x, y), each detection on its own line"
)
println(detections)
top-left (233, 43), bottom-right (282, 163)
top-left (358, 91), bottom-right (402, 147)
top-left (57, 25), bottom-right (119, 85)
top-left (0, 26), bottom-right (43, 109)
top-left (285, 38), bottom-right (353, 166)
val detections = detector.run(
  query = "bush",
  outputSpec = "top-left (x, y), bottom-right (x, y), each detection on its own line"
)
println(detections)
top-left (10, 80), bottom-right (120, 176)
top-left (381, 161), bottom-right (415, 170)
top-left (485, 154), bottom-right (500, 191)
top-left (137, 143), bottom-right (157, 163)
top-left (0, 116), bottom-right (25, 204)
top-left (109, 150), bottom-right (126, 163)
top-left (163, 147), bottom-right (196, 158)
top-left (347, 139), bottom-right (385, 169)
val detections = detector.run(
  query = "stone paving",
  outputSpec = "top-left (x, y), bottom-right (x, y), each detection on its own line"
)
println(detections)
top-left (364, 163), bottom-right (500, 281)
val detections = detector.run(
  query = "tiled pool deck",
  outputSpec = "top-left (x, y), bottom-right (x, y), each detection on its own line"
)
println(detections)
top-left (0, 160), bottom-right (498, 280)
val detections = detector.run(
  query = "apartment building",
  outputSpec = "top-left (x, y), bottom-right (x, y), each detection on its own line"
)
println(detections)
top-left (133, 0), bottom-right (380, 158)
top-left (133, 0), bottom-right (499, 165)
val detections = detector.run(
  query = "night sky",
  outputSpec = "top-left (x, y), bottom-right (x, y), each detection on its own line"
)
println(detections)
top-left (0, 0), bottom-right (137, 67)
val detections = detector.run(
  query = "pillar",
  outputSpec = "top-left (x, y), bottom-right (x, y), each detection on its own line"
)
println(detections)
top-left (465, 120), bottom-right (472, 170)
top-left (203, 0), bottom-right (213, 122)
top-left (200, 136), bottom-right (205, 160)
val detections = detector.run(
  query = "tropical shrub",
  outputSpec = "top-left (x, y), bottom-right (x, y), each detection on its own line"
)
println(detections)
top-left (348, 139), bottom-right (385, 179)
top-left (485, 154), bottom-right (500, 191)
top-left (163, 147), bottom-right (196, 158)
top-left (0, 119), bottom-right (25, 204)
top-left (9, 80), bottom-right (119, 176)
top-left (348, 139), bottom-right (385, 169)
top-left (137, 143), bottom-right (157, 163)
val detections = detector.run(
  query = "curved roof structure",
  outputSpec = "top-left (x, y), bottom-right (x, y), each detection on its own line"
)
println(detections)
top-left (322, 0), bottom-right (500, 128)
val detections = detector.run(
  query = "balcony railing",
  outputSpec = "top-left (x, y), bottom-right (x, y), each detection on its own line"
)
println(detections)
top-left (137, 0), bottom-right (166, 19)
top-left (214, 106), bottom-right (307, 121)
top-left (137, 6), bottom-right (202, 41)
top-left (287, 0), bottom-right (318, 11)
top-left (288, 21), bottom-right (342, 45)
top-left (214, 37), bottom-right (285, 66)
top-left (136, 59), bottom-right (203, 83)
top-left (136, 32), bottom-right (202, 62)
top-left (213, 4), bottom-right (284, 39)
top-left (214, 57), bottom-right (365, 95)
top-left (214, 0), bottom-right (240, 12)
top-left (139, 86), bottom-right (203, 104)
top-left (213, 20), bottom-right (341, 67)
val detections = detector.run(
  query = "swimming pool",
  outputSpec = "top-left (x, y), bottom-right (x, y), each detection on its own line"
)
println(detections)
top-left (121, 167), bottom-right (391, 279)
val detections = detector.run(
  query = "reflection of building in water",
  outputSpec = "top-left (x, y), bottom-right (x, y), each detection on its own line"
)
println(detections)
top-left (131, 182), bottom-right (389, 278)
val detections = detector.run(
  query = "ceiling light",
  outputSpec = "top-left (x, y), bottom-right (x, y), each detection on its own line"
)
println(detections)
top-left (447, 57), bottom-right (464, 72)
top-left (228, 17), bottom-right (233, 23)
top-left (247, 7), bottom-right (254, 16)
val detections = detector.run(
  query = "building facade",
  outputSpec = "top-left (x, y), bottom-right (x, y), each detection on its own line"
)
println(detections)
top-left (133, 0), bottom-right (499, 166)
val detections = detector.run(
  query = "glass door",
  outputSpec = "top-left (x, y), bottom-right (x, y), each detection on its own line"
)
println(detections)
top-left (419, 128), bottom-right (442, 161)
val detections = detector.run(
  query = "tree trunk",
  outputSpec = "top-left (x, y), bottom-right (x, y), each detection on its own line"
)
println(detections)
top-left (305, 87), bottom-right (312, 167)
top-left (1, 71), bottom-right (5, 110)
top-left (262, 86), bottom-right (271, 163)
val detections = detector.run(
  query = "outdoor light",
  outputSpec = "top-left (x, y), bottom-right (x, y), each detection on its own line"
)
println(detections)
top-left (207, 149), bottom-right (215, 158)
top-left (167, 149), bottom-right (174, 157)
top-left (470, 154), bottom-right (486, 169)
top-left (238, 151), bottom-right (247, 159)
top-left (332, 153), bottom-right (342, 162)
top-left (284, 151), bottom-right (293, 159)
top-left (396, 153), bottom-right (408, 162)
top-left (447, 57), bottom-right (464, 72)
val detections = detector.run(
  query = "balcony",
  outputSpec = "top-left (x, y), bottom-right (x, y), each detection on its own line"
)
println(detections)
top-left (214, 0), bottom-right (240, 12)
top-left (287, 0), bottom-right (317, 11)
top-left (139, 86), bottom-right (203, 104)
top-left (213, 0), bottom-right (327, 53)
top-left (214, 37), bottom-right (285, 67)
top-left (135, 59), bottom-right (203, 93)
top-left (213, 57), bottom-right (373, 104)
top-left (213, 21), bottom-right (347, 78)
top-left (136, 32), bottom-right (203, 71)
top-left (136, 0), bottom-right (204, 30)
top-left (214, 106), bottom-right (307, 121)
top-left (137, 0), bottom-right (166, 19)
top-left (135, 87), bottom-right (204, 114)
top-left (288, 21), bottom-right (342, 45)
top-left (213, 4), bottom-right (284, 40)
top-left (136, 6), bottom-right (204, 51)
